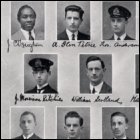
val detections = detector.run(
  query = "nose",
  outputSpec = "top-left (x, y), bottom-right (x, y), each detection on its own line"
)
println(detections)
top-left (114, 20), bottom-right (118, 26)
top-left (92, 69), bottom-right (96, 75)
top-left (27, 16), bottom-right (32, 22)
top-left (70, 125), bottom-right (74, 131)
top-left (37, 72), bottom-right (41, 78)
top-left (114, 124), bottom-right (119, 129)
top-left (71, 18), bottom-right (74, 24)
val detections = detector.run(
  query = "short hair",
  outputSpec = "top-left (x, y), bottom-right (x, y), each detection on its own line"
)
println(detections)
top-left (86, 56), bottom-right (105, 69)
top-left (111, 112), bottom-right (129, 124)
top-left (17, 5), bottom-right (36, 22)
top-left (65, 5), bottom-right (84, 20)
top-left (65, 111), bottom-right (84, 126)
top-left (20, 111), bottom-right (36, 123)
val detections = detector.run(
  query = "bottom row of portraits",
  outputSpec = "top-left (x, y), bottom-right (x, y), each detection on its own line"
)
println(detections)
top-left (10, 107), bottom-right (137, 139)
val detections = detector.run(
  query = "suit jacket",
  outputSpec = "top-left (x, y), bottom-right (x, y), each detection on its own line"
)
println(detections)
top-left (136, 88), bottom-right (139, 93)
top-left (58, 30), bottom-right (90, 40)
top-left (12, 29), bottom-right (44, 40)
top-left (13, 134), bottom-right (42, 139)
top-left (25, 84), bottom-right (58, 94)
top-left (108, 34), bottom-right (135, 40)
top-left (81, 82), bottom-right (112, 94)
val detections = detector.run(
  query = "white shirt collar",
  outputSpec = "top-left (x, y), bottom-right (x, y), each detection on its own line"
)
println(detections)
top-left (114, 33), bottom-right (127, 41)
top-left (66, 29), bottom-right (78, 41)
top-left (21, 28), bottom-right (35, 40)
top-left (23, 133), bottom-right (34, 139)
top-left (90, 82), bottom-right (104, 94)
top-left (67, 137), bottom-right (81, 139)
top-left (114, 136), bottom-right (127, 139)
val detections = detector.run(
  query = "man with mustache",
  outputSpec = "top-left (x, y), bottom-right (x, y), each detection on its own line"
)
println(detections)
top-left (64, 111), bottom-right (84, 139)
top-left (13, 111), bottom-right (42, 139)
top-left (12, 5), bottom-right (44, 40)
top-left (108, 5), bottom-right (135, 41)
top-left (84, 55), bottom-right (112, 94)
top-left (25, 58), bottom-right (57, 94)
top-left (58, 5), bottom-right (90, 40)
top-left (111, 112), bottom-right (129, 139)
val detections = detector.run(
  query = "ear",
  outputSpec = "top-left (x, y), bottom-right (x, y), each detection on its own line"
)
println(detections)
top-left (125, 124), bottom-right (129, 130)
top-left (103, 68), bottom-right (106, 72)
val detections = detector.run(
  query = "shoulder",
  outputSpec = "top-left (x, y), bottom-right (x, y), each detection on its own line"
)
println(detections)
top-left (45, 85), bottom-right (58, 94)
top-left (107, 35), bottom-right (114, 40)
top-left (78, 32), bottom-right (90, 40)
top-left (136, 88), bottom-right (139, 93)
top-left (125, 35), bottom-right (135, 40)
top-left (57, 30), bottom-right (68, 40)
top-left (32, 134), bottom-right (42, 139)
top-left (25, 87), bottom-right (37, 94)
top-left (13, 135), bottom-right (23, 139)
top-left (11, 30), bottom-right (24, 40)
top-left (101, 82), bottom-right (112, 93)
top-left (35, 30), bottom-right (44, 40)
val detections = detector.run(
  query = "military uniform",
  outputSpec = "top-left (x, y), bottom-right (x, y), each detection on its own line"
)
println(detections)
top-left (108, 5), bottom-right (135, 40)
top-left (25, 58), bottom-right (57, 94)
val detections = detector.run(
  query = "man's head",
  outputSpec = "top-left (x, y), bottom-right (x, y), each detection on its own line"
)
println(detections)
top-left (65, 5), bottom-right (84, 33)
top-left (29, 58), bottom-right (53, 87)
top-left (108, 5), bottom-right (131, 37)
top-left (20, 111), bottom-right (36, 137)
top-left (86, 56), bottom-right (106, 86)
top-left (64, 111), bottom-right (84, 139)
top-left (17, 5), bottom-right (36, 31)
top-left (111, 112), bottom-right (129, 139)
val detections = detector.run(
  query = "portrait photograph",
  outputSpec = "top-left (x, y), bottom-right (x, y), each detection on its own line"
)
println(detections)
top-left (11, 1), bottom-right (45, 40)
top-left (80, 54), bottom-right (112, 94)
top-left (10, 106), bottom-right (45, 139)
top-left (102, 1), bottom-right (136, 41)
top-left (57, 1), bottom-right (90, 41)
top-left (24, 54), bottom-right (58, 94)
top-left (102, 107), bottom-right (135, 139)
top-left (136, 54), bottom-right (139, 94)
top-left (57, 107), bottom-right (90, 139)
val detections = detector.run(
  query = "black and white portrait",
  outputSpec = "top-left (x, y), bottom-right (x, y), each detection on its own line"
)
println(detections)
top-left (80, 54), bottom-right (112, 94)
top-left (10, 107), bottom-right (44, 139)
top-left (24, 54), bottom-right (58, 94)
top-left (11, 1), bottom-right (45, 40)
top-left (103, 1), bottom-right (136, 41)
top-left (57, 1), bottom-right (90, 41)
top-left (102, 107), bottom-right (135, 139)
top-left (57, 107), bottom-right (90, 139)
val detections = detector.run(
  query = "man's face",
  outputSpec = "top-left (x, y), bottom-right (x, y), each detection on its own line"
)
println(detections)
top-left (19, 7), bottom-right (36, 31)
top-left (33, 69), bottom-right (50, 87)
top-left (87, 60), bottom-right (105, 86)
top-left (20, 114), bottom-right (36, 136)
top-left (111, 116), bottom-right (128, 139)
top-left (65, 117), bottom-right (82, 139)
top-left (65, 11), bottom-right (82, 33)
top-left (110, 18), bottom-right (128, 36)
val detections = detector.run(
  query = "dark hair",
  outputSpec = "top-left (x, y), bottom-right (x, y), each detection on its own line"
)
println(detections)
top-left (17, 5), bottom-right (36, 22)
top-left (86, 56), bottom-right (105, 69)
top-left (111, 112), bottom-right (129, 124)
top-left (20, 111), bottom-right (36, 123)
top-left (65, 5), bottom-right (84, 20)
top-left (65, 111), bottom-right (84, 126)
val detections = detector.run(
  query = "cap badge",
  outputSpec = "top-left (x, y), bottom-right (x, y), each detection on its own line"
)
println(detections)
top-left (35, 59), bottom-right (42, 66)
top-left (113, 8), bottom-right (120, 16)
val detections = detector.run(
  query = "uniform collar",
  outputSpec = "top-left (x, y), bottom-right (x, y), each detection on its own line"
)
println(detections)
top-left (114, 136), bottom-right (127, 139)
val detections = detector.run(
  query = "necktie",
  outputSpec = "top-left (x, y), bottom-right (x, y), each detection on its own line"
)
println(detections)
top-left (37, 89), bottom-right (41, 93)
top-left (117, 37), bottom-right (121, 40)
top-left (29, 31), bottom-right (34, 40)
top-left (72, 34), bottom-right (75, 40)
top-left (92, 88), bottom-right (96, 94)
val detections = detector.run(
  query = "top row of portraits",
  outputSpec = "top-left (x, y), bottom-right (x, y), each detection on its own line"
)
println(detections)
top-left (11, 1), bottom-right (138, 41)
